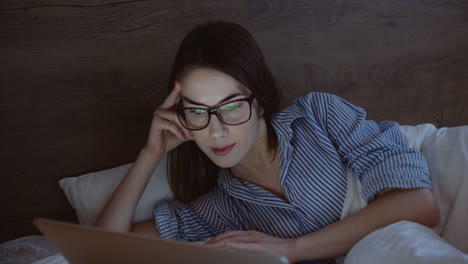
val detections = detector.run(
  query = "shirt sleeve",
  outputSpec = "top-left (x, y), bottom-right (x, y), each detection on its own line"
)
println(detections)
top-left (309, 92), bottom-right (432, 202)
top-left (153, 188), bottom-right (237, 242)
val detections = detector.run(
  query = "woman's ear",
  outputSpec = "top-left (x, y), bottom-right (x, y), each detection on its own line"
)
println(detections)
top-left (256, 101), bottom-right (264, 117)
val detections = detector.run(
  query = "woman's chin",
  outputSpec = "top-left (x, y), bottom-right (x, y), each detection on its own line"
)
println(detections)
top-left (211, 158), bottom-right (237, 168)
top-left (207, 153), bottom-right (240, 168)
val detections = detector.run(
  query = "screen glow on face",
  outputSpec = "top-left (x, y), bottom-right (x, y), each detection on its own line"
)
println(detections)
top-left (220, 101), bottom-right (241, 111)
top-left (189, 109), bottom-right (207, 115)
top-left (177, 94), bottom-right (254, 130)
top-left (184, 100), bottom-right (247, 127)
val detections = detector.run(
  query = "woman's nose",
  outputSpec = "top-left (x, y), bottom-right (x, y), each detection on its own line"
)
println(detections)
top-left (208, 115), bottom-right (227, 138)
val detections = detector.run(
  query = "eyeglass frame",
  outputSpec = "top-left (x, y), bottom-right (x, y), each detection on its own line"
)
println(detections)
top-left (176, 94), bottom-right (256, 131)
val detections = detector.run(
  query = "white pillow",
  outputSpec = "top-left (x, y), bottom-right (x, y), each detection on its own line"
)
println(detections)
top-left (344, 220), bottom-right (468, 264)
top-left (401, 124), bottom-right (468, 253)
top-left (421, 125), bottom-right (468, 253)
top-left (399, 123), bottom-right (437, 150)
top-left (59, 154), bottom-right (172, 226)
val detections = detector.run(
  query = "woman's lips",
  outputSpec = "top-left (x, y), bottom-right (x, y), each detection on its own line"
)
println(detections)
top-left (211, 143), bottom-right (236, 156)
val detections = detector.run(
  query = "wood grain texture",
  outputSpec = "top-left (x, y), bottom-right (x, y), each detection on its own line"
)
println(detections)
top-left (1, 0), bottom-right (467, 242)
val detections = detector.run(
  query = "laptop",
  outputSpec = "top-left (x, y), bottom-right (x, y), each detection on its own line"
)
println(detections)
top-left (33, 218), bottom-right (289, 264)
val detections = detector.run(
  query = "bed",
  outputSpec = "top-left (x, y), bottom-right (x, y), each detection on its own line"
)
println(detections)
top-left (1, 0), bottom-right (467, 263)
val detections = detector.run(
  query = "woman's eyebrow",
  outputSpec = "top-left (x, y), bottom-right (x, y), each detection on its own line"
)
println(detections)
top-left (182, 92), bottom-right (244, 107)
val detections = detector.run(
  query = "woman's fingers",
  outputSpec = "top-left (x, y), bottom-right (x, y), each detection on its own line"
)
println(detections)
top-left (145, 81), bottom-right (192, 156)
top-left (206, 231), bottom-right (257, 245)
top-left (160, 81), bottom-right (182, 109)
top-left (155, 108), bottom-right (193, 140)
top-left (153, 81), bottom-right (193, 140)
top-left (209, 235), bottom-right (257, 246)
top-left (152, 115), bottom-right (186, 141)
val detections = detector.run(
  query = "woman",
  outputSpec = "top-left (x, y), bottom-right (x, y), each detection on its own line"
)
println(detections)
top-left (95, 21), bottom-right (439, 263)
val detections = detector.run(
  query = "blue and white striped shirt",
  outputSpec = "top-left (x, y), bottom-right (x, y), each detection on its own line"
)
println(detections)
top-left (154, 92), bottom-right (431, 264)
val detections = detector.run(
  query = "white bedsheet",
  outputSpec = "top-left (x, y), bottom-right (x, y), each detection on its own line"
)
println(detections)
top-left (32, 253), bottom-right (67, 264)
top-left (0, 235), bottom-right (59, 264)
top-left (345, 221), bottom-right (468, 264)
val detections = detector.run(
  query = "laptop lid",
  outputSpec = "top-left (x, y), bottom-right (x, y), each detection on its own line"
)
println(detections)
top-left (33, 218), bottom-right (289, 264)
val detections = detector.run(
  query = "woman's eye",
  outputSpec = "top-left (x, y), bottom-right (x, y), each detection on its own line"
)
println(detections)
top-left (189, 109), bottom-right (206, 115)
top-left (221, 102), bottom-right (240, 111)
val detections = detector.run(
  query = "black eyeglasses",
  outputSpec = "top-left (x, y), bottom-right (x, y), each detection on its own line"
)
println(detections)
top-left (177, 95), bottom-right (255, 131)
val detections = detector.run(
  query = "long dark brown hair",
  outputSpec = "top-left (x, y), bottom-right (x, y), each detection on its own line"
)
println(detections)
top-left (167, 20), bottom-right (282, 203)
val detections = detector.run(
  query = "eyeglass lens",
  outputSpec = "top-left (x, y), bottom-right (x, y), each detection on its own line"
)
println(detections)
top-left (180, 100), bottom-right (251, 129)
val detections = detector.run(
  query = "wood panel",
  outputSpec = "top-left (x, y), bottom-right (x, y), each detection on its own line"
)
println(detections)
top-left (1, 0), bottom-right (467, 242)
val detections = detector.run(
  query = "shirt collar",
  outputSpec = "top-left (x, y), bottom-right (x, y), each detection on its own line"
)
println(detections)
top-left (215, 100), bottom-right (307, 209)
top-left (217, 168), bottom-right (296, 210)
top-left (271, 102), bottom-right (308, 141)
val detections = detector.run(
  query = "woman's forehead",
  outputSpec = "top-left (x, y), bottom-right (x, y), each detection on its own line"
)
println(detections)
top-left (180, 68), bottom-right (251, 106)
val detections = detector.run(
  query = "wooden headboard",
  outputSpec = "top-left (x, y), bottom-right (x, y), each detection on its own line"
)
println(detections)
top-left (1, 0), bottom-right (467, 243)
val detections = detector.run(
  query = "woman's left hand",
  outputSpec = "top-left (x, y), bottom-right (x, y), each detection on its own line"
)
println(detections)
top-left (205, 230), bottom-right (295, 263)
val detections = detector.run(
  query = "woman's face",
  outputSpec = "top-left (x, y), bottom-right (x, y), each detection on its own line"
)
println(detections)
top-left (179, 67), bottom-right (264, 168)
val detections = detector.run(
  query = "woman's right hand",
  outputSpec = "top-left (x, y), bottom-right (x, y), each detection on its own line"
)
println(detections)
top-left (143, 81), bottom-right (194, 158)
